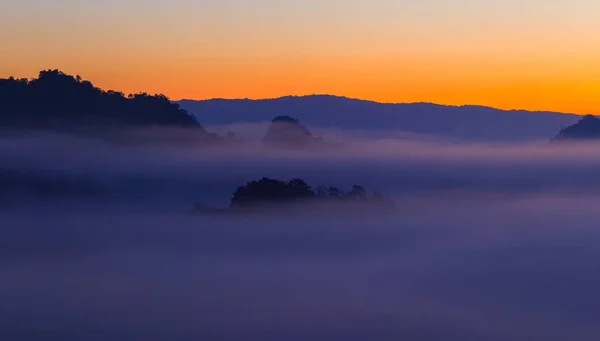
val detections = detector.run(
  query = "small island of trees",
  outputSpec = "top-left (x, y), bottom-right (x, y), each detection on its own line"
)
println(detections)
top-left (191, 177), bottom-right (395, 216)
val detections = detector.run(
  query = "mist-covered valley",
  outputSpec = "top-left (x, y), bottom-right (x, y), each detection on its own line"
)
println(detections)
top-left (3, 127), bottom-right (600, 340)
top-left (4, 0), bottom-right (600, 335)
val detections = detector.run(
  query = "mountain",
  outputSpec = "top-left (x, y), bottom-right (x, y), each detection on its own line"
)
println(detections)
top-left (263, 115), bottom-right (323, 148)
top-left (0, 70), bottom-right (202, 131)
top-left (551, 115), bottom-right (600, 142)
top-left (179, 95), bottom-right (582, 142)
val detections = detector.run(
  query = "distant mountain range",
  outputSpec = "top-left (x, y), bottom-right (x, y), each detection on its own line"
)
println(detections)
top-left (0, 70), bottom-right (588, 143)
top-left (179, 95), bottom-right (582, 142)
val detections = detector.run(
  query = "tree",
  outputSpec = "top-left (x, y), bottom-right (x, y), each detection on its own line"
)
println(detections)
top-left (230, 177), bottom-right (317, 208)
top-left (287, 178), bottom-right (314, 198)
top-left (224, 177), bottom-right (395, 213)
top-left (327, 186), bottom-right (343, 197)
top-left (347, 185), bottom-right (367, 201)
top-left (315, 185), bottom-right (328, 197)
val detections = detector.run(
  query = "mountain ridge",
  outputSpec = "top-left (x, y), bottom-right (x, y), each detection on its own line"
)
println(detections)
top-left (178, 95), bottom-right (582, 142)
top-left (179, 94), bottom-right (584, 115)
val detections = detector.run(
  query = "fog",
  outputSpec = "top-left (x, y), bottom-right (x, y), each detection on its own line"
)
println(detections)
top-left (2, 130), bottom-right (600, 340)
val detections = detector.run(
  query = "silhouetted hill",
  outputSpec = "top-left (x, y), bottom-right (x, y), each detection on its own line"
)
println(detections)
top-left (179, 95), bottom-right (582, 142)
top-left (551, 115), bottom-right (600, 142)
top-left (0, 70), bottom-right (203, 131)
top-left (263, 115), bottom-right (324, 148)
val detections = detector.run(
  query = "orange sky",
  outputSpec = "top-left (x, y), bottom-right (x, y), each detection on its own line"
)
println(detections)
top-left (2, 0), bottom-right (600, 114)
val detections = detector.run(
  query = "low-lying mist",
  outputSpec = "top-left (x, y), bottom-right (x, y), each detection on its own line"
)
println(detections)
top-left (3, 128), bottom-right (600, 208)
top-left (2, 129), bottom-right (600, 340)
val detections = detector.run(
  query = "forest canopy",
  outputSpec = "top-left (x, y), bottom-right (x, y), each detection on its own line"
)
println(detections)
top-left (0, 70), bottom-right (201, 129)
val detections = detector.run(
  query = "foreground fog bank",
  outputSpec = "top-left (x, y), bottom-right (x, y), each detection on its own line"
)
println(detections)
top-left (2, 193), bottom-right (600, 340)
top-left (4, 131), bottom-right (600, 340)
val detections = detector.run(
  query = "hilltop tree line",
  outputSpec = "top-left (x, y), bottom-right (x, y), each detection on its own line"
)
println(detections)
top-left (0, 70), bottom-right (201, 129)
top-left (551, 115), bottom-right (600, 142)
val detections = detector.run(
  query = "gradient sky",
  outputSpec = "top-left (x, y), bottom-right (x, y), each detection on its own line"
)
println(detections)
top-left (2, 0), bottom-right (600, 113)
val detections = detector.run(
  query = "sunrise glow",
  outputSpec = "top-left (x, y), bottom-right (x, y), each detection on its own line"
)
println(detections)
top-left (2, 0), bottom-right (600, 113)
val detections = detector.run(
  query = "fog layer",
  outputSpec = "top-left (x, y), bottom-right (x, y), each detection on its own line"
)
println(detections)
top-left (1, 131), bottom-right (600, 340)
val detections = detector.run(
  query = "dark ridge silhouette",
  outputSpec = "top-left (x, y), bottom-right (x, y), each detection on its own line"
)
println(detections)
top-left (0, 70), bottom-right (203, 131)
top-left (551, 115), bottom-right (600, 142)
top-left (263, 115), bottom-right (324, 148)
top-left (190, 177), bottom-right (395, 215)
top-left (179, 95), bottom-right (583, 141)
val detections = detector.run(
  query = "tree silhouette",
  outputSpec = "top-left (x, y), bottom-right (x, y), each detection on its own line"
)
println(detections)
top-left (347, 185), bottom-right (367, 200)
top-left (226, 177), bottom-right (395, 212)
top-left (327, 186), bottom-right (344, 197)
top-left (287, 178), bottom-right (314, 198)
top-left (315, 185), bottom-right (344, 198)
top-left (0, 69), bottom-right (202, 130)
top-left (230, 177), bottom-right (316, 209)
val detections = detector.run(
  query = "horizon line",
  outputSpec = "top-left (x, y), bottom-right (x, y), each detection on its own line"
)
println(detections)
top-left (4, 70), bottom-right (592, 116)
top-left (176, 94), bottom-right (589, 116)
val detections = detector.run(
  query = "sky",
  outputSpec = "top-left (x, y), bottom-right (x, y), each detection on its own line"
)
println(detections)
top-left (1, 0), bottom-right (600, 113)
